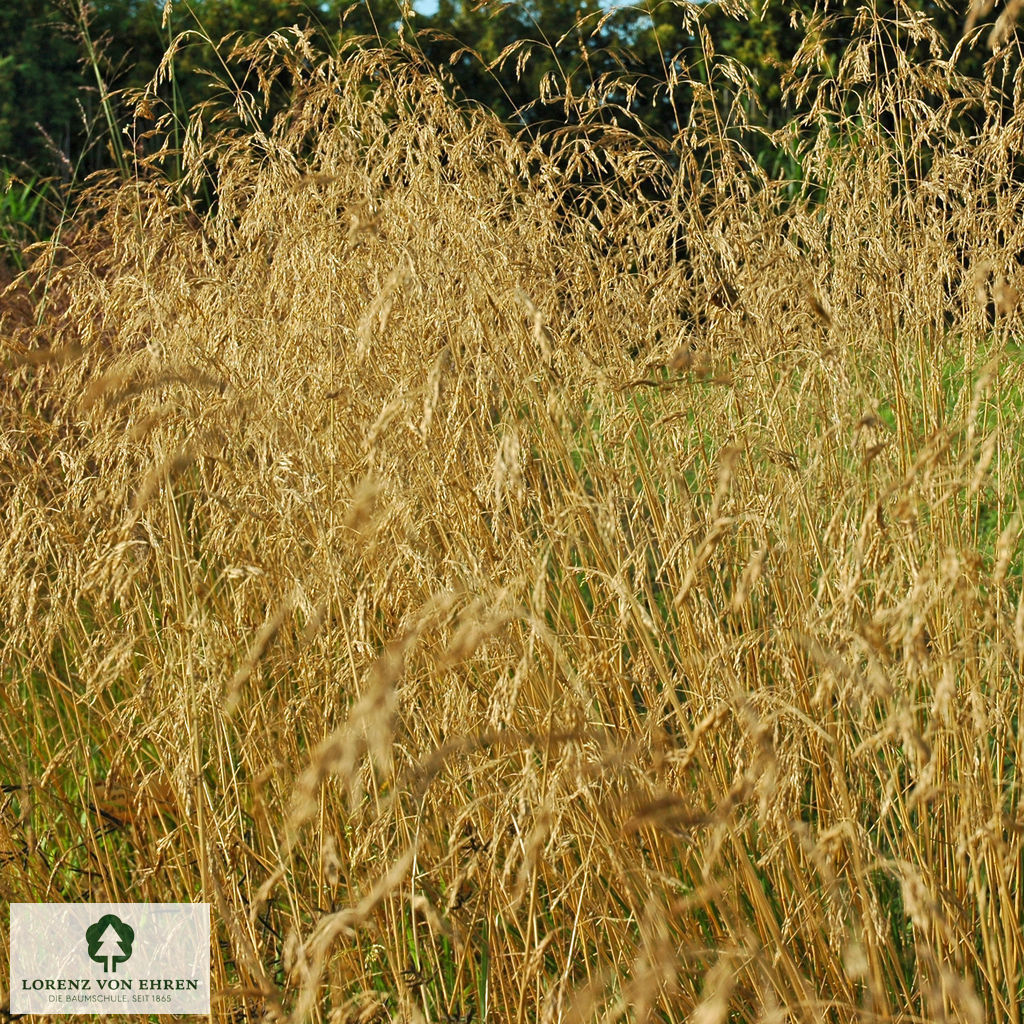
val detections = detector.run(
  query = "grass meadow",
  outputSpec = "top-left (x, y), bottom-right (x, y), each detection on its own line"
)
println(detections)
top-left (3, 3), bottom-right (1024, 1021)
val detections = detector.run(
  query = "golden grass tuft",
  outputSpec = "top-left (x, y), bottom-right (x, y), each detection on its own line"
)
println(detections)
top-left (3, 6), bottom-right (1024, 1022)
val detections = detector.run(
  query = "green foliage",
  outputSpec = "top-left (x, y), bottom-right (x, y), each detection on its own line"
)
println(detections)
top-left (0, 0), bottom-right (81, 173)
top-left (0, 172), bottom-right (52, 270)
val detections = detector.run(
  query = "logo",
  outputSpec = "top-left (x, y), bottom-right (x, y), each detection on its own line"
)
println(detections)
top-left (85, 914), bottom-right (135, 973)
top-left (11, 903), bottom-right (210, 1014)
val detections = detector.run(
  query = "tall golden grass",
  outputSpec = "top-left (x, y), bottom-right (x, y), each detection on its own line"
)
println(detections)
top-left (3, 3), bottom-right (1024, 1021)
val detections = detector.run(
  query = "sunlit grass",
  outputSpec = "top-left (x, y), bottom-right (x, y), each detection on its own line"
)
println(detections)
top-left (3, 6), bottom-right (1024, 1023)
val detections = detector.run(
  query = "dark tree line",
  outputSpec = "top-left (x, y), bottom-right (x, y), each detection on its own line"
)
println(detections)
top-left (0, 0), bottom-right (1007, 181)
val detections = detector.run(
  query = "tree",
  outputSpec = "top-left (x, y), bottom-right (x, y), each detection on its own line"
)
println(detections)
top-left (0, 0), bottom-right (1014, 184)
top-left (0, 0), bottom-right (81, 173)
top-left (0, 0), bottom-right (408, 179)
top-left (85, 914), bottom-right (135, 974)
top-left (93, 924), bottom-right (127, 973)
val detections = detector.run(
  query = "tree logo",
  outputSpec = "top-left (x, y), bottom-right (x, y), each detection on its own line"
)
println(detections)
top-left (85, 914), bottom-right (135, 973)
